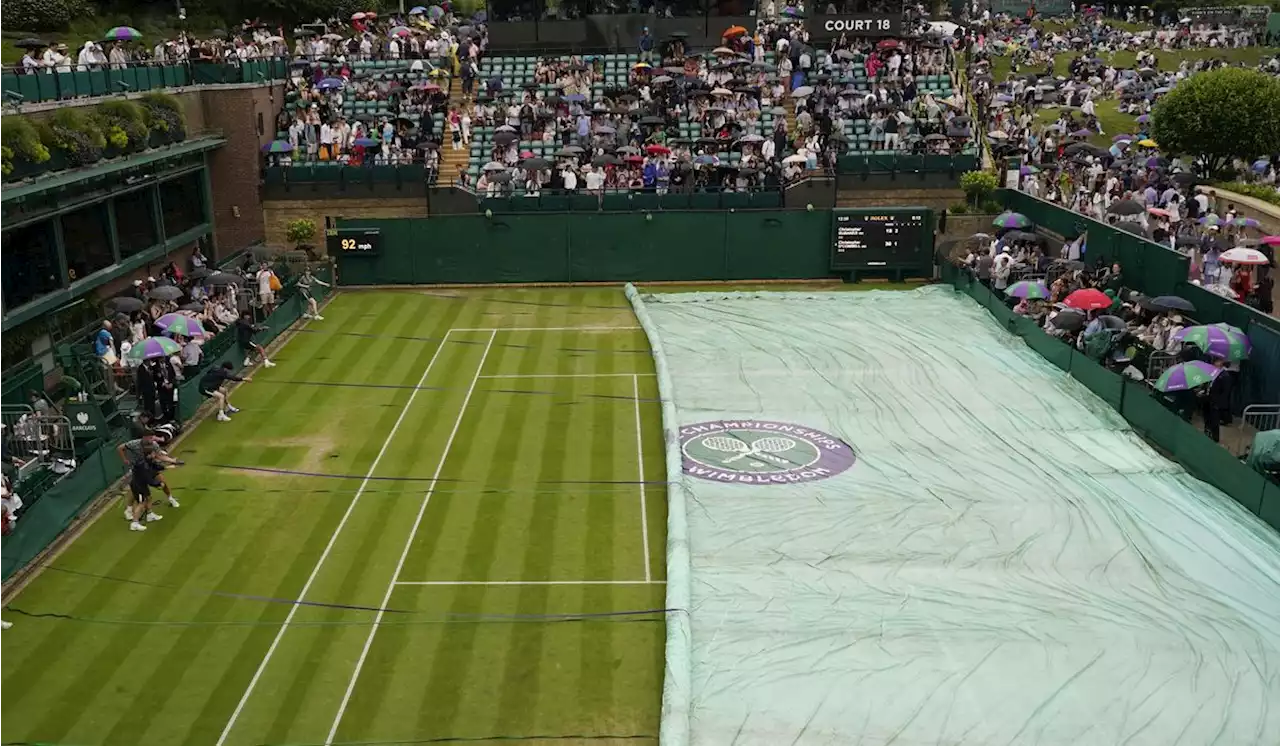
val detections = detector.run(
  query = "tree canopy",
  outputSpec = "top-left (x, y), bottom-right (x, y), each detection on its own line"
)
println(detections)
top-left (1149, 67), bottom-right (1280, 177)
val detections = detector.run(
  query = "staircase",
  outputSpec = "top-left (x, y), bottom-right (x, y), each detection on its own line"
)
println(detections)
top-left (437, 76), bottom-right (472, 186)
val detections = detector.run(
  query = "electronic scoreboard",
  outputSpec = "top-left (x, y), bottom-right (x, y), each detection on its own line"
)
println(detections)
top-left (829, 208), bottom-right (934, 277)
top-left (326, 227), bottom-right (381, 255)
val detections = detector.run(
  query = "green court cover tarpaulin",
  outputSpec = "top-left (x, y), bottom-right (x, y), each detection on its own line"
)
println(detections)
top-left (628, 285), bottom-right (1280, 746)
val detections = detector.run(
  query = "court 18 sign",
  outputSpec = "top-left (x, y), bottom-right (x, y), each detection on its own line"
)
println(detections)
top-left (679, 420), bottom-right (855, 484)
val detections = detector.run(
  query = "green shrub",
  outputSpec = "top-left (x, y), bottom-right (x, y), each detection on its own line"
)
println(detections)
top-left (1, 116), bottom-right (51, 176)
top-left (1, 0), bottom-right (92, 31)
top-left (960, 170), bottom-right (998, 207)
top-left (41, 107), bottom-right (106, 167)
top-left (948, 202), bottom-right (970, 214)
top-left (140, 92), bottom-right (187, 138)
top-left (94, 100), bottom-right (149, 152)
top-left (1212, 182), bottom-right (1280, 208)
top-left (286, 218), bottom-right (317, 246)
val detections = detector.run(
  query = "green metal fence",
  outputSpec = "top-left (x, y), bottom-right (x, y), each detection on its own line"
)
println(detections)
top-left (2, 59), bottom-right (289, 105)
top-left (942, 261), bottom-right (1280, 533)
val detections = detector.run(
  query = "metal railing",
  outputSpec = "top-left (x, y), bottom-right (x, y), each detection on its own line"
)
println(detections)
top-left (1, 407), bottom-right (74, 466)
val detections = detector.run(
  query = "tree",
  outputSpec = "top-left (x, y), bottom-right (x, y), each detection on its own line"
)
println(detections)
top-left (1150, 67), bottom-right (1280, 178)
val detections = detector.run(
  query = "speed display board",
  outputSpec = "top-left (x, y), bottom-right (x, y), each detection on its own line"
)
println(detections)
top-left (830, 208), bottom-right (934, 272)
top-left (326, 227), bottom-right (381, 254)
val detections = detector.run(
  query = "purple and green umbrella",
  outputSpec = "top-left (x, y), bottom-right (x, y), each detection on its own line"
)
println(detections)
top-left (1005, 280), bottom-right (1050, 299)
top-left (156, 313), bottom-right (207, 338)
top-left (993, 211), bottom-right (1031, 229)
top-left (1019, 165), bottom-right (1040, 176)
top-left (427, 5), bottom-right (445, 20)
top-left (316, 77), bottom-right (345, 90)
top-left (262, 140), bottom-right (294, 153)
top-left (1111, 133), bottom-right (1135, 143)
top-left (126, 336), bottom-right (182, 363)
top-left (1198, 214), bottom-right (1222, 227)
top-left (409, 5), bottom-right (428, 13)
top-left (1232, 217), bottom-right (1262, 229)
top-left (104, 26), bottom-right (142, 41)
top-left (1173, 324), bottom-right (1251, 361)
top-left (1154, 361), bottom-right (1221, 393)
top-left (1070, 128), bottom-right (1092, 139)
top-left (1136, 114), bottom-right (1150, 124)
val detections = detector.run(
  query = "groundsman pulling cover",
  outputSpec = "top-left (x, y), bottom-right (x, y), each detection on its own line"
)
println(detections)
top-left (626, 284), bottom-right (1280, 746)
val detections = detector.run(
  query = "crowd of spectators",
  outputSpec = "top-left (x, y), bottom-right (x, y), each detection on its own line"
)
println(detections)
top-left (963, 8), bottom-right (1279, 311)
top-left (15, 23), bottom-right (293, 73)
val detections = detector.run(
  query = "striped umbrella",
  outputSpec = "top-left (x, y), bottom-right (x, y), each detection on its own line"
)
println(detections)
top-left (992, 211), bottom-right (1031, 229)
top-left (126, 336), bottom-right (181, 363)
top-left (1198, 214), bottom-right (1222, 227)
top-left (156, 313), bottom-right (207, 338)
top-left (104, 26), bottom-right (142, 41)
top-left (1019, 165), bottom-right (1039, 176)
top-left (1232, 217), bottom-right (1262, 229)
top-left (1154, 361), bottom-right (1221, 393)
top-left (262, 140), bottom-right (294, 153)
top-left (1005, 280), bottom-right (1050, 299)
top-left (1173, 324), bottom-right (1251, 361)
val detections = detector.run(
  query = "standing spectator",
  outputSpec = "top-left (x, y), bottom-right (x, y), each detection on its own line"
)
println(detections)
top-left (639, 28), bottom-right (655, 64)
top-left (255, 262), bottom-right (277, 315)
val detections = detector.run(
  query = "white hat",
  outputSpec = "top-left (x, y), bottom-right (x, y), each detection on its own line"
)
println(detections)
top-left (133, 279), bottom-right (143, 286)
top-left (147, 276), bottom-right (156, 282)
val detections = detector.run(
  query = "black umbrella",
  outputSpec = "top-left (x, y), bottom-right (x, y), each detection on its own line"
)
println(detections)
top-left (187, 267), bottom-right (212, 280)
top-left (1115, 221), bottom-right (1150, 237)
top-left (1050, 310), bottom-right (1086, 331)
top-left (488, 171), bottom-right (513, 183)
top-left (179, 302), bottom-right (206, 312)
top-left (16, 38), bottom-right (47, 49)
top-left (206, 272), bottom-right (243, 287)
top-left (592, 154), bottom-right (622, 166)
top-left (1150, 295), bottom-right (1197, 313)
top-left (494, 131), bottom-right (517, 144)
top-left (1107, 199), bottom-right (1145, 216)
top-left (522, 157), bottom-right (552, 169)
top-left (1175, 235), bottom-right (1201, 248)
top-left (107, 296), bottom-right (145, 313)
top-left (147, 286), bottom-right (183, 301)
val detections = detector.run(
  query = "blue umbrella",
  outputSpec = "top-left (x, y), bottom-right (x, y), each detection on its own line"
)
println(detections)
top-left (1254, 159), bottom-right (1271, 173)
top-left (353, 137), bottom-right (380, 147)
top-left (427, 5), bottom-right (444, 20)
top-left (316, 77), bottom-right (344, 90)
top-left (563, 93), bottom-right (586, 102)
top-left (694, 154), bottom-right (719, 165)
top-left (473, 10), bottom-right (487, 22)
top-left (409, 5), bottom-right (427, 13)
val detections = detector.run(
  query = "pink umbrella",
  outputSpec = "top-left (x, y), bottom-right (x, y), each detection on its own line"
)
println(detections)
top-left (1260, 235), bottom-right (1280, 246)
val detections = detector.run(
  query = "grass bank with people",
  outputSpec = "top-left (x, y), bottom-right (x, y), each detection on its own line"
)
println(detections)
top-left (983, 45), bottom-right (1279, 82)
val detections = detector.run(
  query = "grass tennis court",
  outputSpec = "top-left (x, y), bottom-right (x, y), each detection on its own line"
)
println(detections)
top-left (1, 288), bottom-right (667, 745)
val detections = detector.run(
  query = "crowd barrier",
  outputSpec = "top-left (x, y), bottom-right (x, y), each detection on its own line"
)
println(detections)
top-left (942, 261), bottom-right (1280, 533)
top-left (0, 266), bottom-right (333, 582)
top-left (2, 59), bottom-right (289, 104)
top-left (1000, 189), bottom-right (1280, 407)
top-left (334, 210), bottom-right (835, 285)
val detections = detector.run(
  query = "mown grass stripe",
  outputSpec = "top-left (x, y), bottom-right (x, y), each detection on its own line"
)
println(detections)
top-left (191, 295), bottom-right (473, 743)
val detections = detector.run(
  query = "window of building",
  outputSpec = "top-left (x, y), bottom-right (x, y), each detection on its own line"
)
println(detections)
top-left (160, 172), bottom-right (206, 240)
top-left (60, 204), bottom-right (114, 282)
top-left (115, 187), bottom-right (159, 258)
top-left (2, 221), bottom-right (62, 311)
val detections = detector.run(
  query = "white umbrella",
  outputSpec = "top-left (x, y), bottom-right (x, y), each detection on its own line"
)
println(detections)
top-left (792, 85), bottom-right (814, 98)
top-left (711, 87), bottom-right (732, 96)
top-left (782, 154), bottom-right (807, 164)
top-left (712, 46), bottom-right (735, 55)
top-left (482, 162), bottom-right (508, 172)
top-left (987, 131), bottom-right (1010, 140)
top-left (1220, 247), bottom-right (1270, 265)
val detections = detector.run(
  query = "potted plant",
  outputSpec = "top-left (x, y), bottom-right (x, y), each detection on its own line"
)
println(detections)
top-left (286, 218), bottom-right (319, 260)
top-left (94, 100), bottom-right (150, 155)
top-left (140, 92), bottom-right (187, 147)
top-left (39, 108), bottom-right (106, 169)
top-left (960, 170), bottom-right (998, 210)
top-left (1, 116), bottom-right (52, 181)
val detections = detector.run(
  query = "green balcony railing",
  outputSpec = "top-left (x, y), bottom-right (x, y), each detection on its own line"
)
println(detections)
top-left (2, 59), bottom-right (290, 105)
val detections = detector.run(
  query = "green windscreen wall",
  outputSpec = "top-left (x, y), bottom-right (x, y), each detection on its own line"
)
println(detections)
top-left (334, 210), bottom-right (835, 285)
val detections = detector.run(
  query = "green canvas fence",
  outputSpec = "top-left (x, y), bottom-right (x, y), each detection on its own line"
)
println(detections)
top-left (334, 210), bottom-right (836, 286)
top-left (2, 60), bottom-right (288, 104)
top-left (942, 261), bottom-right (1280, 534)
top-left (999, 190), bottom-right (1280, 405)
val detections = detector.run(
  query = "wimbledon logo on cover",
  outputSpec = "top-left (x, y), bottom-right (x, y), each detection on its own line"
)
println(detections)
top-left (680, 420), bottom-right (855, 484)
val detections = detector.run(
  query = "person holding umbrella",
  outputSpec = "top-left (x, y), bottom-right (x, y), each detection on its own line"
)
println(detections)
top-left (1200, 356), bottom-right (1232, 443)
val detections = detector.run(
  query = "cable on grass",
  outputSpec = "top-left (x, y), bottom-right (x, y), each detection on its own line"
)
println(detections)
top-left (206, 464), bottom-right (667, 486)
top-left (255, 734), bottom-right (656, 745)
top-left (15, 567), bottom-right (676, 626)
top-left (4, 607), bottom-right (672, 628)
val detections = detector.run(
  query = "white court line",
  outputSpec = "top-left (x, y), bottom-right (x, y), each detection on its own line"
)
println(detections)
top-left (477, 372), bottom-right (656, 379)
top-left (633, 374), bottom-right (652, 583)
top-left (215, 330), bottom-right (457, 746)
top-left (394, 580), bottom-right (665, 586)
top-left (324, 330), bottom-right (497, 745)
top-left (449, 326), bottom-right (642, 332)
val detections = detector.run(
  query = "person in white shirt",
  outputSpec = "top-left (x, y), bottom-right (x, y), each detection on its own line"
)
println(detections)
top-left (562, 167), bottom-right (578, 191)
top-left (319, 121), bottom-right (335, 160)
top-left (21, 50), bottom-right (40, 73)
top-left (584, 166), bottom-right (605, 192)
top-left (255, 264), bottom-right (276, 315)
top-left (107, 43), bottom-right (129, 69)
